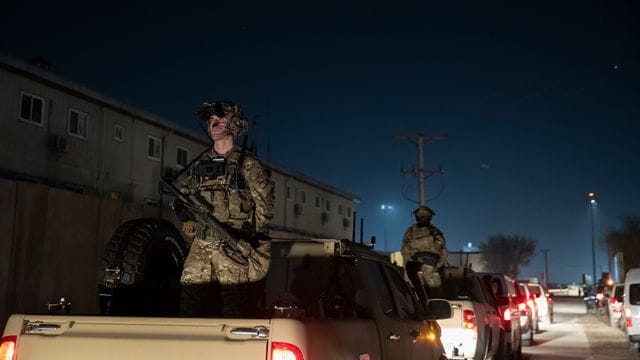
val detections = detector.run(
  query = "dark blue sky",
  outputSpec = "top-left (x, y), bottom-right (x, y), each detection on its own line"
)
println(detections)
top-left (2, 1), bottom-right (639, 283)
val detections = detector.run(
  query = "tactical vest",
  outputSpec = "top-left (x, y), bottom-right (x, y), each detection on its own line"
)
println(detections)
top-left (191, 148), bottom-right (255, 230)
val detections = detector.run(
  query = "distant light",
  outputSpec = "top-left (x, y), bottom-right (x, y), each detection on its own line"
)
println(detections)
top-left (380, 204), bottom-right (393, 211)
top-left (590, 199), bottom-right (596, 204)
top-left (588, 192), bottom-right (595, 197)
top-left (380, 205), bottom-right (385, 210)
top-left (467, 242), bottom-right (472, 247)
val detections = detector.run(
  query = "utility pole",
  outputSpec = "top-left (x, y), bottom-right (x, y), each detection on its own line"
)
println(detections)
top-left (395, 132), bottom-right (447, 205)
top-left (542, 249), bottom-right (550, 288)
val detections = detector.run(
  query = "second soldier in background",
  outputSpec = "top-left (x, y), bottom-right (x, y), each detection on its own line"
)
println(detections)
top-left (401, 205), bottom-right (447, 297)
top-left (175, 100), bottom-right (274, 317)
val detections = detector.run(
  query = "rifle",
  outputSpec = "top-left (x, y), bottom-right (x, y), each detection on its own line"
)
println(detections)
top-left (160, 177), bottom-right (256, 266)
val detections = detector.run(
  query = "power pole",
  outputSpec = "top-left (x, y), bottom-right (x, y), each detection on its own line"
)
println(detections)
top-left (542, 249), bottom-right (550, 288)
top-left (395, 132), bottom-right (447, 206)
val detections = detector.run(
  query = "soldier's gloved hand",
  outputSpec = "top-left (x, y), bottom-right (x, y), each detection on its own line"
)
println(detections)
top-left (171, 200), bottom-right (194, 222)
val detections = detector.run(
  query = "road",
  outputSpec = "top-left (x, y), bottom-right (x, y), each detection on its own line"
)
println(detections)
top-left (523, 296), bottom-right (633, 360)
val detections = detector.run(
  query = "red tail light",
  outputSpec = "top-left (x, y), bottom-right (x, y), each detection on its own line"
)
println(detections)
top-left (272, 341), bottom-right (304, 360)
top-left (625, 306), bottom-right (633, 328)
top-left (503, 308), bottom-right (511, 321)
top-left (463, 309), bottom-right (477, 329)
top-left (610, 298), bottom-right (617, 305)
top-left (0, 336), bottom-right (16, 360)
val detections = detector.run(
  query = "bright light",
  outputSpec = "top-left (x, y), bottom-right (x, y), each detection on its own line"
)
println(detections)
top-left (0, 336), bottom-right (16, 360)
top-left (588, 192), bottom-right (595, 197)
top-left (272, 342), bottom-right (304, 360)
top-left (590, 199), bottom-right (596, 204)
top-left (380, 204), bottom-right (393, 211)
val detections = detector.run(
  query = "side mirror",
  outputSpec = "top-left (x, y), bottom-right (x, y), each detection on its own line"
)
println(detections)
top-left (495, 295), bottom-right (510, 307)
top-left (422, 299), bottom-right (453, 320)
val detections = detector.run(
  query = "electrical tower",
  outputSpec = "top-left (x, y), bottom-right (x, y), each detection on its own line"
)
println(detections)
top-left (395, 132), bottom-right (448, 206)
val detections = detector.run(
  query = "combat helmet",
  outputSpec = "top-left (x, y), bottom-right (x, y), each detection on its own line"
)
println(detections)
top-left (196, 100), bottom-right (248, 136)
top-left (413, 205), bottom-right (435, 217)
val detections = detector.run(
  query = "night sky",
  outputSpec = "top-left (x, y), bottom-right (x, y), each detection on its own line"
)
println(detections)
top-left (2, 1), bottom-right (639, 284)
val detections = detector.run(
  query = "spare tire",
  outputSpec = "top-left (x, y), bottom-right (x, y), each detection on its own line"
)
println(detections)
top-left (98, 218), bottom-right (188, 316)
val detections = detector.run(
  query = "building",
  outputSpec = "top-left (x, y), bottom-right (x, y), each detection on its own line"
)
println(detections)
top-left (0, 52), bottom-right (359, 240)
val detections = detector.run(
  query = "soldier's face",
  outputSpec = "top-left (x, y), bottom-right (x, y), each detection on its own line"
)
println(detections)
top-left (416, 215), bottom-right (431, 225)
top-left (209, 115), bottom-right (231, 140)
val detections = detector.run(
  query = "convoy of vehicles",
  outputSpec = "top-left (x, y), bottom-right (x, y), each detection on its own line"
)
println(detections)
top-left (6, 215), bottom-right (633, 359)
top-left (1, 236), bottom-right (453, 360)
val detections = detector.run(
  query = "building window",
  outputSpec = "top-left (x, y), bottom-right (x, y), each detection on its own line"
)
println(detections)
top-left (68, 108), bottom-right (88, 139)
top-left (300, 190), bottom-right (306, 204)
top-left (325, 199), bottom-right (331, 211)
top-left (347, 207), bottom-right (352, 218)
top-left (19, 91), bottom-right (44, 126)
top-left (338, 204), bottom-right (343, 215)
top-left (315, 196), bottom-right (321, 208)
top-left (286, 185), bottom-right (293, 200)
top-left (114, 124), bottom-right (124, 142)
top-left (147, 135), bottom-right (161, 161)
top-left (177, 146), bottom-right (189, 168)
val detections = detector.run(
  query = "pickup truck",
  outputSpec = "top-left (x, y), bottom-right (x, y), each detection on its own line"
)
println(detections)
top-left (1, 234), bottom-right (452, 360)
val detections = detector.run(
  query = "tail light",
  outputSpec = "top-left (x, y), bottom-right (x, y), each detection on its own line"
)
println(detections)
top-left (518, 302), bottom-right (527, 312)
top-left (610, 297), bottom-right (617, 305)
top-left (503, 308), bottom-right (511, 321)
top-left (596, 293), bottom-right (604, 301)
top-left (272, 342), bottom-right (304, 360)
top-left (463, 309), bottom-right (476, 329)
top-left (625, 306), bottom-right (633, 328)
top-left (0, 336), bottom-right (16, 360)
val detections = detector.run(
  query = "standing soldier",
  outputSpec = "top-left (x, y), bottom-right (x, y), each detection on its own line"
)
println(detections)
top-left (401, 205), bottom-right (447, 291)
top-left (174, 100), bottom-right (274, 317)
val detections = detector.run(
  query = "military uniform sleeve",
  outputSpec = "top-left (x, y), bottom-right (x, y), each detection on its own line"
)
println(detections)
top-left (168, 160), bottom-right (200, 239)
top-left (431, 225), bottom-right (447, 267)
top-left (242, 156), bottom-right (274, 232)
top-left (400, 226), bottom-right (413, 263)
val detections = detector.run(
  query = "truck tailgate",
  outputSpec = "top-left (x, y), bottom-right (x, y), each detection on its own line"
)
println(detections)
top-left (4, 315), bottom-right (272, 360)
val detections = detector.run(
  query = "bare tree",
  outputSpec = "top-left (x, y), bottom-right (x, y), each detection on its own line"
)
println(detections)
top-left (606, 216), bottom-right (640, 274)
top-left (480, 234), bottom-right (537, 279)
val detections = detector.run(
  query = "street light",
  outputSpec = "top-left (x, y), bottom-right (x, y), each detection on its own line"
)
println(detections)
top-left (588, 192), bottom-right (597, 286)
top-left (380, 204), bottom-right (393, 251)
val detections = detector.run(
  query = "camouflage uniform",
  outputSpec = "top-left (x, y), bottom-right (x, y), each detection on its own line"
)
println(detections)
top-left (177, 101), bottom-right (274, 317)
top-left (401, 206), bottom-right (447, 288)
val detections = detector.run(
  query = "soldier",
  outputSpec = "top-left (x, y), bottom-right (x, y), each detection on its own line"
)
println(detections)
top-left (401, 205), bottom-right (447, 290)
top-left (175, 100), bottom-right (274, 317)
